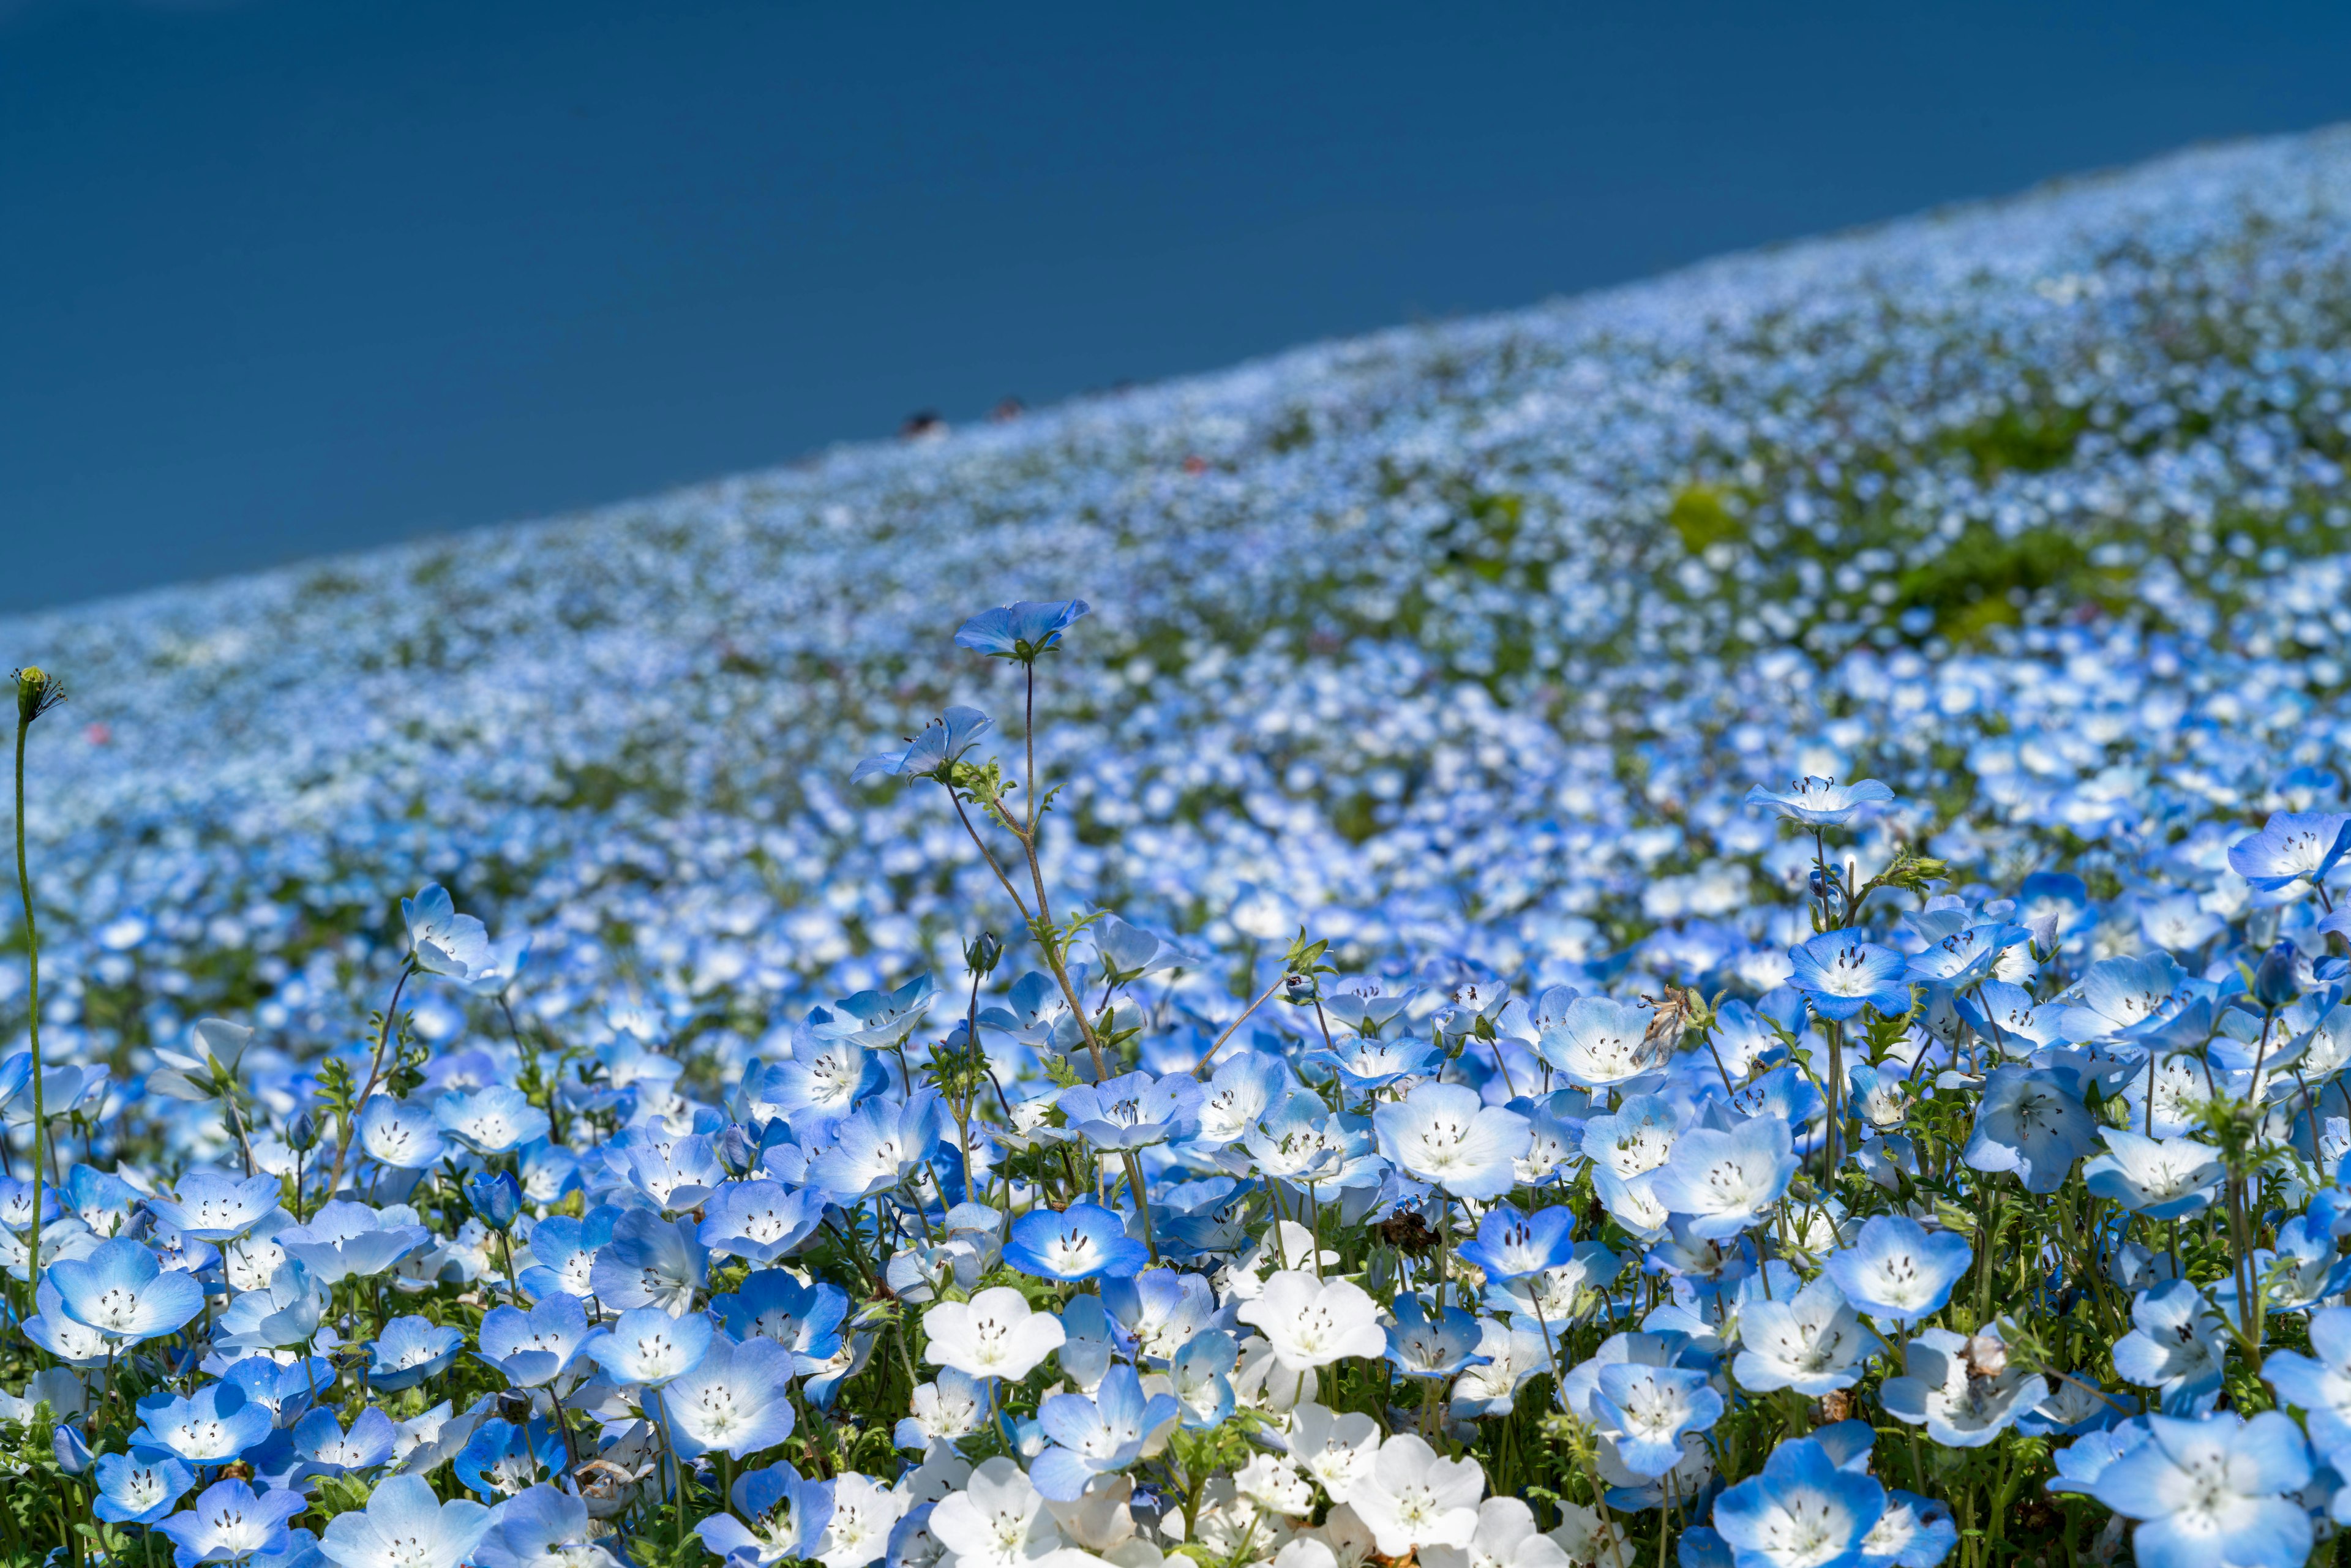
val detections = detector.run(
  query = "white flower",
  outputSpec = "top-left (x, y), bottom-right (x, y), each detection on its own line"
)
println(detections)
top-left (929, 1457), bottom-right (1102, 1568)
top-left (1236, 1454), bottom-right (1317, 1518)
top-left (1420, 1499), bottom-right (1575, 1568)
top-left (817, 1472), bottom-right (909, 1568)
top-left (1283, 1402), bottom-right (1384, 1504)
top-left (1235, 1271), bottom-right (1387, 1372)
top-left (923, 1287), bottom-right (1068, 1382)
top-left (1347, 1434), bottom-right (1484, 1558)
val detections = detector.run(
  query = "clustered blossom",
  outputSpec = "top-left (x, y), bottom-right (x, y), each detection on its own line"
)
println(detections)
top-left (17, 130), bottom-right (2351, 1568)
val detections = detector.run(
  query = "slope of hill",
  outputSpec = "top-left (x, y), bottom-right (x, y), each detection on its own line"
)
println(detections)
top-left (12, 127), bottom-right (2351, 1077)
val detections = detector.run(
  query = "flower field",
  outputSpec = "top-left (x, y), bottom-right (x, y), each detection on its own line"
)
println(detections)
top-left (13, 125), bottom-right (2351, 1568)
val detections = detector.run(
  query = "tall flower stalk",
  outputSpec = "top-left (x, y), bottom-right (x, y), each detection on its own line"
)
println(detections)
top-left (12, 666), bottom-right (63, 1299)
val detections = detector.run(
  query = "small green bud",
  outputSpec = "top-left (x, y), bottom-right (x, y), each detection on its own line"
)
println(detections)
top-left (14, 666), bottom-right (65, 726)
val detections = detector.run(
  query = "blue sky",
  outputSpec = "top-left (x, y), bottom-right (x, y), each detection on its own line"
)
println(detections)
top-left (6, 0), bottom-right (2350, 610)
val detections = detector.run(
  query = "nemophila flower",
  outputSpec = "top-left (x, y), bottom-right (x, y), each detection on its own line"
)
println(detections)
top-left (2091, 1411), bottom-right (2313, 1568)
top-left (367, 1313), bottom-right (463, 1390)
top-left (1649, 1116), bottom-right (1798, 1240)
top-left (277, 1201), bottom-right (432, 1283)
top-left (757, 1036), bottom-right (888, 1137)
top-left (1821, 1215), bottom-right (1972, 1325)
top-left (1169, 1330), bottom-right (1239, 1428)
top-left (1711, 1435), bottom-right (1885, 1568)
top-left (463, 1169), bottom-right (523, 1231)
top-left (47, 1235), bottom-right (204, 1343)
top-left (1057, 1071), bottom-right (1202, 1150)
top-left (1743, 776), bottom-right (1895, 827)
top-left (476, 1291), bottom-right (596, 1387)
top-left (1283, 1401), bottom-right (1383, 1504)
top-left (1861, 1493), bottom-right (1957, 1568)
top-left (590, 1207), bottom-right (709, 1313)
top-left (1963, 1066), bottom-right (2097, 1193)
top-left (94, 1450), bottom-right (197, 1527)
top-left (808, 1093), bottom-right (945, 1200)
top-left (953, 599), bottom-right (1091, 662)
top-left (156, 1478), bottom-right (307, 1567)
top-left (470, 1485), bottom-right (619, 1568)
top-left (1004, 1201), bottom-right (1149, 1282)
top-left (1309, 1030), bottom-right (1445, 1096)
top-left (516, 1207), bottom-right (617, 1300)
top-left (1373, 1082), bottom-right (1529, 1201)
top-left (355, 1096), bottom-right (448, 1170)
top-left (1539, 997), bottom-right (1665, 1092)
top-left (2263, 1305), bottom-right (2351, 1450)
top-left (2113, 1280), bottom-right (2230, 1414)
top-left (1903, 912), bottom-right (2027, 990)
top-left (148, 1169), bottom-right (283, 1242)
top-left (930, 1457), bottom-right (1098, 1568)
top-left (433, 1086), bottom-right (552, 1156)
top-left (854, 706), bottom-right (995, 784)
top-left (2229, 811), bottom-right (2351, 893)
top-left (1385, 1295), bottom-right (1491, 1381)
top-left (1460, 1204), bottom-right (1578, 1280)
top-left (133, 1382), bottom-right (277, 1465)
top-left (1880, 1327), bottom-right (2049, 1449)
top-left (454, 1418), bottom-right (569, 1499)
top-left (1236, 1270), bottom-right (1389, 1372)
top-left (1592, 1168), bottom-right (1672, 1241)
top-left (212, 1260), bottom-right (329, 1354)
top-left (923, 1286), bottom-right (1067, 1382)
top-left (700, 1460), bottom-right (834, 1567)
top-left (1787, 934), bottom-right (1911, 1022)
top-left (896, 1368), bottom-right (986, 1452)
top-left (2055, 954), bottom-right (2190, 1043)
top-left (1731, 1275), bottom-right (1877, 1395)
top-left (590, 1304), bottom-right (714, 1386)
top-left (2082, 1130), bottom-right (2224, 1218)
top-left (717, 1270), bottom-right (851, 1371)
top-left (1237, 1091), bottom-right (1374, 1185)
top-left (2229, 1214), bottom-right (2351, 1314)
top-left (319, 1472), bottom-right (492, 1568)
top-left (1030, 1363), bottom-right (1182, 1501)
top-left (294, 1405), bottom-right (400, 1476)
top-left (401, 883), bottom-right (494, 982)
top-left (700, 1179), bottom-right (828, 1266)
top-left (1349, 1433), bottom-right (1484, 1557)
top-left (1419, 1497), bottom-right (1577, 1568)
top-left (1447, 1319), bottom-right (1550, 1419)
top-left (817, 1471), bottom-right (911, 1568)
top-left (665, 1330), bottom-right (801, 1458)
top-left (63, 1164), bottom-right (138, 1237)
top-left (1102, 1266), bottom-right (1217, 1362)
top-left (1595, 1362), bottom-right (1725, 1479)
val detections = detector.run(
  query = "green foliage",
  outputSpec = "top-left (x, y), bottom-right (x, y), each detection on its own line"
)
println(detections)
top-left (1667, 483), bottom-right (1745, 553)
top-left (1890, 524), bottom-right (2096, 640)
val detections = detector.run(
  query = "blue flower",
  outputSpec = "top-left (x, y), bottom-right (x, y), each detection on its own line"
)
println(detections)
top-left (663, 1330), bottom-right (800, 1458)
top-left (433, 1086), bottom-right (552, 1157)
top-left (402, 883), bottom-right (495, 981)
top-left (713, 1269), bottom-right (850, 1371)
top-left (587, 1305), bottom-right (714, 1386)
top-left (806, 1093), bottom-right (946, 1201)
top-left (476, 1291), bottom-right (598, 1387)
top-left (1384, 1294), bottom-right (1491, 1381)
top-left (2228, 810), bottom-right (2351, 893)
top-left (133, 1382), bottom-right (277, 1465)
top-left (1005, 1200), bottom-right (1149, 1282)
top-left (1169, 1330), bottom-right (1237, 1428)
top-left (1742, 776), bottom-right (1895, 827)
top-left (1538, 996), bottom-right (1667, 1092)
top-left (1458, 1204), bottom-right (1578, 1280)
top-left (2082, 1130), bottom-right (2224, 1219)
top-left (1648, 1116), bottom-right (1798, 1240)
top-left (1962, 1066), bottom-right (2096, 1193)
top-left (699, 1179), bottom-right (830, 1265)
top-left (318, 1472), bottom-right (492, 1568)
top-left (47, 1236), bottom-right (205, 1344)
top-left (1371, 1081), bottom-right (1531, 1201)
top-left (2112, 1280), bottom-right (2229, 1414)
top-left (155, 1479), bottom-right (306, 1568)
top-left (462, 1171), bottom-right (522, 1231)
top-left (1731, 1275), bottom-right (1877, 1396)
top-left (588, 1208), bottom-right (709, 1314)
top-left (698, 1461), bottom-right (833, 1567)
top-left (369, 1314), bottom-right (463, 1390)
top-left (2261, 1304), bottom-right (2351, 1450)
top-left (277, 1201), bottom-right (432, 1283)
top-left (452, 1417), bottom-right (567, 1499)
top-left (1880, 1326), bottom-right (2047, 1447)
top-left (1596, 1360), bottom-right (1724, 1479)
top-left (355, 1096), bottom-right (448, 1171)
top-left (1821, 1215), bottom-right (1971, 1325)
top-left (1866, 1492), bottom-right (1958, 1568)
top-left (515, 1206), bottom-right (617, 1300)
top-left (1030, 1363), bottom-right (1182, 1501)
top-left (1787, 933), bottom-right (1912, 1022)
top-left (1711, 1435), bottom-right (1885, 1568)
top-left (2091, 1411), bottom-right (2313, 1568)
top-left (853, 707), bottom-right (995, 784)
top-left (470, 1485), bottom-right (603, 1568)
top-left (93, 1449), bottom-right (195, 1527)
top-left (293, 1405), bottom-right (400, 1476)
top-left (147, 1169), bottom-right (284, 1242)
top-left (953, 600), bottom-right (1091, 662)
top-left (1057, 1071), bottom-right (1202, 1151)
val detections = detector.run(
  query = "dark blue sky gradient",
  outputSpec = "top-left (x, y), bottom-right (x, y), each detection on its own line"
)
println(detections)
top-left (6, 1), bottom-right (2350, 609)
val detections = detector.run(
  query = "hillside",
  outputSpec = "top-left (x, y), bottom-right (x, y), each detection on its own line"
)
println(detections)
top-left (12, 126), bottom-right (2351, 1074)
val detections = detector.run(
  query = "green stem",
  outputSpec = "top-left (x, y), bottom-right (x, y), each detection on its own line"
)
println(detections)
top-left (13, 708), bottom-right (45, 1302)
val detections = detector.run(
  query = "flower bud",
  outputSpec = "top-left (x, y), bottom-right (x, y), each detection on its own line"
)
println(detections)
top-left (964, 931), bottom-right (1004, 978)
top-left (287, 1108), bottom-right (320, 1153)
top-left (2253, 940), bottom-right (2303, 1008)
top-left (463, 1169), bottom-right (523, 1231)
top-left (13, 667), bottom-right (64, 727)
